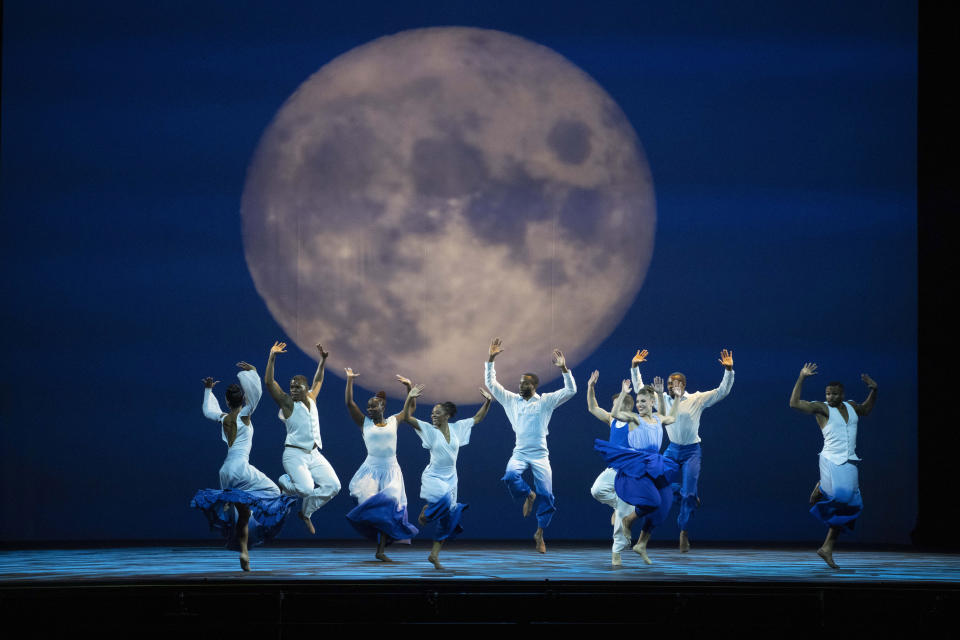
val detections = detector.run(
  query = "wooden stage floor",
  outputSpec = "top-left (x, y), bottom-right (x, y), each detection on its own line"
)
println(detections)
top-left (2, 542), bottom-right (958, 631)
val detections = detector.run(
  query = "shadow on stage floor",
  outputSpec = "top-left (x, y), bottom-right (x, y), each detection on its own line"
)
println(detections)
top-left (2, 540), bottom-right (957, 632)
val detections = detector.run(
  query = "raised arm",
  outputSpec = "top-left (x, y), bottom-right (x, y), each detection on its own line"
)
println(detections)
top-left (307, 344), bottom-right (328, 400)
top-left (630, 349), bottom-right (648, 393)
top-left (653, 376), bottom-right (668, 419)
top-left (344, 368), bottom-right (365, 427)
top-left (235, 362), bottom-right (262, 414)
top-left (540, 349), bottom-right (577, 409)
top-left (264, 341), bottom-right (294, 416)
top-left (789, 363), bottom-right (829, 417)
top-left (851, 374), bottom-right (878, 417)
top-left (395, 383), bottom-right (424, 429)
top-left (586, 370), bottom-right (613, 425)
top-left (610, 378), bottom-right (639, 425)
top-left (395, 374), bottom-right (417, 415)
top-left (472, 388), bottom-right (494, 424)
top-left (702, 348), bottom-right (735, 408)
top-left (484, 337), bottom-right (513, 404)
top-left (659, 377), bottom-right (683, 425)
top-left (202, 377), bottom-right (225, 421)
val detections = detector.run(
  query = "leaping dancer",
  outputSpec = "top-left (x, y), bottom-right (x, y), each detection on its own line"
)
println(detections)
top-left (485, 337), bottom-right (577, 553)
top-left (264, 341), bottom-right (341, 535)
top-left (789, 363), bottom-right (877, 568)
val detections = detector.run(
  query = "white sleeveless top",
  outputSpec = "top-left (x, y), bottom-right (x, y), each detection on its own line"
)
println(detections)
top-left (362, 415), bottom-right (398, 461)
top-left (280, 399), bottom-right (322, 450)
top-left (820, 401), bottom-right (860, 465)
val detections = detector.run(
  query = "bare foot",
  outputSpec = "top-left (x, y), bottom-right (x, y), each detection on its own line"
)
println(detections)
top-left (817, 547), bottom-right (838, 569)
top-left (611, 551), bottom-right (622, 567)
top-left (375, 552), bottom-right (393, 562)
top-left (239, 552), bottom-right (250, 572)
top-left (418, 505), bottom-right (428, 526)
top-left (679, 530), bottom-right (690, 553)
top-left (428, 554), bottom-right (445, 570)
top-left (299, 512), bottom-right (316, 535)
top-left (632, 542), bottom-right (652, 565)
top-left (522, 491), bottom-right (536, 517)
top-left (533, 529), bottom-right (546, 553)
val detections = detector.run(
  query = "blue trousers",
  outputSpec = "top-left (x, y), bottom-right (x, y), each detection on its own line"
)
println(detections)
top-left (663, 442), bottom-right (702, 531)
top-left (502, 454), bottom-right (556, 528)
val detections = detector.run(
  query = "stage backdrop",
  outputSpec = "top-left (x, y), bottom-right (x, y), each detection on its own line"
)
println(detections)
top-left (0, 1), bottom-right (916, 543)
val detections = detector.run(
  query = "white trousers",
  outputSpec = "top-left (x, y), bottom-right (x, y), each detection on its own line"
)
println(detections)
top-left (278, 447), bottom-right (341, 518)
top-left (591, 467), bottom-right (634, 552)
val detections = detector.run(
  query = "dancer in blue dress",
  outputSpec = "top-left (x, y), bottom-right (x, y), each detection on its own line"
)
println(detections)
top-left (344, 367), bottom-right (420, 561)
top-left (398, 385), bottom-right (493, 569)
top-left (192, 363), bottom-right (296, 571)
top-left (594, 378), bottom-right (680, 564)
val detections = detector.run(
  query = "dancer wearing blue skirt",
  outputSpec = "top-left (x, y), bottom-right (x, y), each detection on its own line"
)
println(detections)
top-left (398, 385), bottom-right (493, 569)
top-left (192, 363), bottom-right (296, 571)
top-left (789, 363), bottom-right (878, 569)
top-left (344, 368), bottom-right (420, 561)
top-left (594, 378), bottom-right (680, 565)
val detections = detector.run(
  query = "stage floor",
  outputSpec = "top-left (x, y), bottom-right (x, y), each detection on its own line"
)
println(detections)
top-left (2, 542), bottom-right (959, 583)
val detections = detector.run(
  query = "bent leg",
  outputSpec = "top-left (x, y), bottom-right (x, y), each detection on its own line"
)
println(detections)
top-left (591, 468), bottom-right (619, 509)
top-left (502, 456), bottom-right (532, 503)
top-left (306, 450), bottom-right (342, 515)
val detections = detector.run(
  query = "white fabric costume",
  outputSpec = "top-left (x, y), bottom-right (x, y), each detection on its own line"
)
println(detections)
top-left (414, 418), bottom-right (474, 505)
top-left (590, 419), bottom-right (633, 553)
top-left (202, 370), bottom-right (279, 495)
top-left (349, 416), bottom-right (408, 507)
top-left (631, 366), bottom-right (734, 444)
top-left (277, 398), bottom-right (341, 518)
top-left (818, 401), bottom-right (861, 503)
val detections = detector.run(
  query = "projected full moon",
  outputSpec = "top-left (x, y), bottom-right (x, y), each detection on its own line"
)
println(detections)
top-left (242, 27), bottom-right (655, 403)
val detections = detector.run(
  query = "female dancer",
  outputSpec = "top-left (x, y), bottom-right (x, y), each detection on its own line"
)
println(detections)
top-left (398, 386), bottom-right (493, 569)
top-left (192, 362), bottom-right (296, 571)
top-left (594, 377), bottom-right (680, 564)
top-left (344, 367), bottom-right (420, 561)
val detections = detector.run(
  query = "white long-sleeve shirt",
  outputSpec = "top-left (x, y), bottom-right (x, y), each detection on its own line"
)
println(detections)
top-left (485, 362), bottom-right (577, 458)
top-left (631, 366), bottom-right (734, 445)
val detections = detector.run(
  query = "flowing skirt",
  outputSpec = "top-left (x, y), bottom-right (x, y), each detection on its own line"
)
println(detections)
top-left (347, 456), bottom-right (418, 543)
top-left (593, 439), bottom-right (680, 505)
top-left (190, 488), bottom-right (297, 549)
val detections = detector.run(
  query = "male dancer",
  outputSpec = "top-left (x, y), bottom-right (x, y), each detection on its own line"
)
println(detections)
top-left (485, 337), bottom-right (576, 553)
top-left (630, 348), bottom-right (734, 552)
top-left (265, 341), bottom-right (341, 534)
top-left (789, 362), bottom-right (877, 568)
top-left (587, 369), bottom-right (636, 566)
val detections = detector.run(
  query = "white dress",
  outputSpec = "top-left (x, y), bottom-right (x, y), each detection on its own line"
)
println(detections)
top-left (348, 416), bottom-right (407, 507)
top-left (414, 418), bottom-right (474, 505)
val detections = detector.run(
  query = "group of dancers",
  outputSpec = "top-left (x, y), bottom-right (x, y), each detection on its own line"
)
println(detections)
top-left (192, 338), bottom-right (877, 571)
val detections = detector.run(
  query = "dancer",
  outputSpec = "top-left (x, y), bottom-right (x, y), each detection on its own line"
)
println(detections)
top-left (344, 367), bottom-right (420, 561)
top-left (264, 341), bottom-right (341, 535)
top-left (397, 387), bottom-right (494, 569)
top-left (586, 369), bottom-right (637, 566)
top-left (485, 337), bottom-right (577, 553)
top-left (789, 363), bottom-right (877, 568)
top-left (595, 378), bottom-right (681, 564)
top-left (630, 348), bottom-right (734, 552)
top-left (192, 363), bottom-right (296, 571)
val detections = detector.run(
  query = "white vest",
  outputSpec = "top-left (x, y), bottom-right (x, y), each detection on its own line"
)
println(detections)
top-left (819, 401), bottom-right (860, 465)
top-left (281, 400), bottom-right (322, 450)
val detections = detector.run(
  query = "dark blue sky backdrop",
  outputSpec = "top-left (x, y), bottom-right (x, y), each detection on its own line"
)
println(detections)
top-left (1, 1), bottom-right (916, 542)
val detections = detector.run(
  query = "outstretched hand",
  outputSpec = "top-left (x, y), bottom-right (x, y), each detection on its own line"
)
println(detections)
top-left (620, 379), bottom-right (632, 395)
top-left (345, 368), bottom-right (360, 380)
top-left (718, 349), bottom-right (734, 369)
top-left (395, 374), bottom-right (413, 389)
top-left (270, 341), bottom-right (287, 356)
top-left (552, 349), bottom-right (566, 369)
top-left (861, 373), bottom-right (878, 390)
top-left (316, 343), bottom-right (329, 360)
top-left (632, 349), bottom-right (649, 366)
top-left (408, 383), bottom-right (424, 398)
top-left (479, 387), bottom-right (493, 402)
top-left (653, 376), bottom-right (664, 395)
top-left (800, 362), bottom-right (818, 377)
top-left (588, 370), bottom-right (599, 386)
top-left (202, 377), bottom-right (219, 389)
top-left (236, 361), bottom-right (255, 372)
top-left (489, 337), bottom-right (505, 359)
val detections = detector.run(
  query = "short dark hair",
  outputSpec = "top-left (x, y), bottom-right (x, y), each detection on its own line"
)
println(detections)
top-left (668, 372), bottom-right (687, 386)
top-left (292, 374), bottom-right (309, 387)
top-left (225, 383), bottom-right (244, 409)
top-left (826, 381), bottom-right (844, 392)
top-left (522, 373), bottom-right (540, 387)
top-left (441, 401), bottom-right (458, 419)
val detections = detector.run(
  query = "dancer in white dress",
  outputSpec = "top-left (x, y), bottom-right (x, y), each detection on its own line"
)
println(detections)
top-left (398, 386), bottom-right (493, 569)
top-left (344, 367), bottom-right (420, 562)
top-left (264, 341), bottom-right (341, 535)
top-left (192, 362), bottom-right (295, 571)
